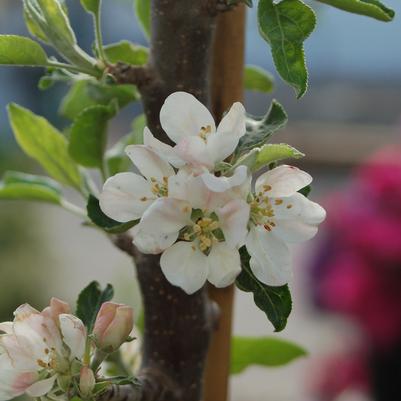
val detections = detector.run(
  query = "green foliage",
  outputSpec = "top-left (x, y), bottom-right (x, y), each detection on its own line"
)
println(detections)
top-left (316, 0), bottom-right (394, 21)
top-left (258, 0), bottom-right (316, 98)
top-left (23, 0), bottom-right (96, 71)
top-left (60, 80), bottom-right (138, 120)
top-left (87, 195), bottom-right (139, 233)
top-left (76, 281), bottom-right (114, 332)
top-left (0, 35), bottom-right (48, 66)
top-left (106, 114), bottom-right (146, 175)
top-left (69, 104), bottom-right (115, 169)
top-left (0, 171), bottom-right (62, 204)
top-left (104, 41), bottom-right (149, 65)
top-left (80, 0), bottom-right (101, 14)
top-left (236, 247), bottom-right (292, 332)
top-left (244, 65), bottom-right (274, 93)
top-left (134, 0), bottom-right (151, 39)
top-left (235, 100), bottom-right (288, 157)
top-left (253, 144), bottom-right (304, 171)
top-left (8, 104), bottom-right (82, 190)
top-left (231, 336), bottom-right (307, 374)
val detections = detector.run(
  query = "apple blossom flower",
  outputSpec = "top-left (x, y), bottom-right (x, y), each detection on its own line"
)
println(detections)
top-left (0, 300), bottom-right (86, 401)
top-left (245, 165), bottom-right (326, 286)
top-left (143, 91), bottom-right (246, 171)
top-left (93, 302), bottom-right (134, 353)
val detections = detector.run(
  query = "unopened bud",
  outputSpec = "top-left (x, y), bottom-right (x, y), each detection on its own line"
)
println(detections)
top-left (80, 367), bottom-right (96, 398)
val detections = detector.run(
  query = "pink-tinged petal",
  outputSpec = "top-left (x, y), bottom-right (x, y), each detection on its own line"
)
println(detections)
top-left (175, 136), bottom-right (213, 170)
top-left (160, 92), bottom-right (216, 144)
top-left (80, 367), bottom-right (96, 397)
top-left (42, 298), bottom-right (71, 325)
top-left (160, 242), bottom-right (209, 295)
top-left (255, 165), bottom-right (312, 198)
top-left (13, 304), bottom-right (39, 321)
top-left (207, 243), bottom-right (241, 288)
top-left (143, 127), bottom-right (185, 168)
top-left (100, 172), bottom-right (154, 222)
top-left (201, 166), bottom-right (248, 193)
top-left (217, 199), bottom-right (250, 248)
top-left (245, 226), bottom-right (292, 286)
top-left (0, 323), bottom-right (13, 335)
top-left (25, 376), bottom-right (56, 397)
top-left (272, 193), bottom-right (326, 243)
top-left (125, 145), bottom-right (175, 181)
top-left (138, 198), bottom-right (192, 239)
top-left (93, 303), bottom-right (118, 343)
top-left (0, 334), bottom-right (37, 371)
top-left (132, 224), bottom-right (179, 255)
top-left (59, 315), bottom-right (87, 360)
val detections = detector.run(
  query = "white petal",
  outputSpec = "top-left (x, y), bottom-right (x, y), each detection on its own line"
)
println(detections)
top-left (201, 165), bottom-right (248, 193)
top-left (207, 243), bottom-right (241, 288)
top-left (217, 199), bottom-right (250, 248)
top-left (25, 376), bottom-right (56, 397)
top-left (255, 165), bottom-right (312, 198)
top-left (160, 242), bottom-right (208, 294)
top-left (132, 224), bottom-right (178, 255)
top-left (125, 145), bottom-right (175, 181)
top-left (99, 172), bottom-right (154, 222)
top-left (208, 102), bottom-right (246, 163)
top-left (59, 314), bottom-right (87, 360)
top-left (175, 135), bottom-right (213, 170)
top-left (139, 198), bottom-right (192, 235)
top-left (245, 226), bottom-right (292, 286)
top-left (0, 323), bottom-right (12, 334)
top-left (0, 334), bottom-right (37, 371)
top-left (160, 92), bottom-right (216, 144)
top-left (272, 193), bottom-right (326, 243)
top-left (13, 304), bottom-right (39, 321)
top-left (143, 127), bottom-right (185, 168)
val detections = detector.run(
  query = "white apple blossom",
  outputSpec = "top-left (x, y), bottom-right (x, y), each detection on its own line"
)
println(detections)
top-left (0, 299), bottom-right (86, 401)
top-left (143, 91), bottom-right (246, 172)
top-left (245, 165), bottom-right (326, 286)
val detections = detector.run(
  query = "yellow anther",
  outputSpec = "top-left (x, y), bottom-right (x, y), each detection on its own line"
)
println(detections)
top-left (263, 185), bottom-right (272, 192)
top-left (275, 199), bottom-right (283, 205)
top-left (287, 204), bottom-right (293, 209)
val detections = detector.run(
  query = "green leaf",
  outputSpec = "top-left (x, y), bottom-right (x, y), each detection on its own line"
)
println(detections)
top-left (87, 195), bottom-right (139, 234)
top-left (80, 0), bottom-right (101, 14)
top-left (134, 0), bottom-right (151, 39)
top-left (235, 100), bottom-right (288, 157)
top-left (254, 144), bottom-right (304, 171)
top-left (23, 0), bottom-right (95, 70)
top-left (0, 171), bottom-right (62, 204)
top-left (231, 336), bottom-right (307, 374)
top-left (60, 80), bottom-right (139, 120)
top-left (236, 247), bottom-right (292, 332)
top-left (104, 41), bottom-right (149, 65)
top-left (316, 0), bottom-right (394, 21)
top-left (69, 104), bottom-right (115, 168)
top-left (0, 35), bottom-right (47, 66)
top-left (299, 185), bottom-right (311, 197)
top-left (258, 0), bottom-right (316, 98)
top-left (244, 65), bottom-right (274, 93)
top-left (76, 281), bottom-right (114, 332)
top-left (106, 114), bottom-right (146, 175)
top-left (8, 104), bottom-right (82, 190)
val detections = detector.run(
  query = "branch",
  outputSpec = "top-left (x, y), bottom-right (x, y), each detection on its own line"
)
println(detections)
top-left (107, 64), bottom-right (155, 88)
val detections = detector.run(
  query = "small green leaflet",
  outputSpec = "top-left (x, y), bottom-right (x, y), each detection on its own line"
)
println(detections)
top-left (316, 0), bottom-right (394, 21)
top-left (69, 104), bottom-right (115, 169)
top-left (80, 0), bottom-right (101, 14)
top-left (244, 65), bottom-right (274, 93)
top-left (231, 336), bottom-right (307, 374)
top-left (236, 247), bottom-right (292, 332)
top-left (87, 195), bottom-right (139, 234)
top-left (8, 104), bottom-right (82, 190)
top-left (134, 0), bottom-right (151, 40)
top-left (0, 171), bottom-right (62, 204)
top-left (104, 41), bottom-right (149, 65)
top-left (258, 0), bottom-right (316, 98)
top-left (235, 100), bottom-right (288, 157)
top-left (0, 35), bottom-right (47, 66)
top-left (76, 281), bottom-right (114, 332)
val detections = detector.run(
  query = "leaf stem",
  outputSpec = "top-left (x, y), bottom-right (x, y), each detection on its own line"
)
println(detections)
top-left (45, 61), bottom-right (99, 77)
top-left (60, 200), bottom-right (87, 218)
top-left (94, 7), bottom-right (107, 64)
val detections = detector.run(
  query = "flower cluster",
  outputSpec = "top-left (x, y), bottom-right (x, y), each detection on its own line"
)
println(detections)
top-left (100, 92), bottom-right (326, 294)
top-left (0, 299), bottom-right (133, 401)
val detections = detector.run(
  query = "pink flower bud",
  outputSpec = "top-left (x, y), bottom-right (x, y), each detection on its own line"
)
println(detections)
top-left (79, 367), bottom-right (95, 397)
top-left (93, 302), bottom-right (134, 352)
top-left (42, 298), bottom-right (71, 325)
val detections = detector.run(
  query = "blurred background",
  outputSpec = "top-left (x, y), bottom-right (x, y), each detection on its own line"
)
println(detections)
top-left (0, 1), bottom-right (400, 400)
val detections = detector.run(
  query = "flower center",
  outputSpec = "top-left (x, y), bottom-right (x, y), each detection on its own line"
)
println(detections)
top-left (182, 217), bottom-right (220, 252)
top-left (150, 176), bottom-right (169, 197)
top-left (198, 125), bottom-right (212, 142)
